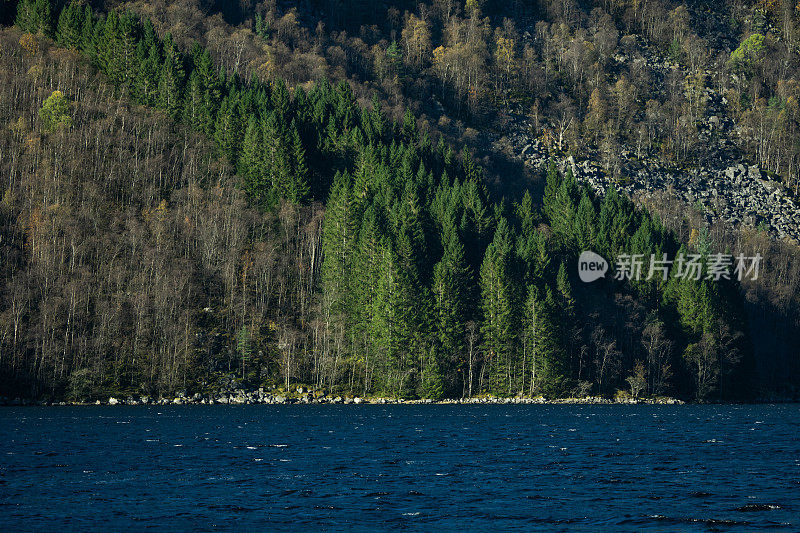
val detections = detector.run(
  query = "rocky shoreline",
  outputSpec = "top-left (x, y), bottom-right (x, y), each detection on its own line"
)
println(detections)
top-left (5, 392), bottom-right (799, 406)
top-left (1, 388), bottom-right (687, 406)
top-left (17, 391), bottom-right (800, 406)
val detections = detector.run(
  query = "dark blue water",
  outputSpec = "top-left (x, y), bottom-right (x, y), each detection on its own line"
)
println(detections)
top-left (1, 405), bottom-right (799, 531)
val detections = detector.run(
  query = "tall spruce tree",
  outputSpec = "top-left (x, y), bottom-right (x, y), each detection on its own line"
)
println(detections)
top-left (287, 121), bottom-right (310, 203)
top-left (528, 285), bottom-right (567, 395)
top-left (16, 0), bottom-right (52, 35)
top-left (321, 172), bottom-right (356, 323)
top-left (239, 116), bottom-right (266, 198)
top-left (432, 227), bottom-right (469, 395)
top-left (157, 35), bottom-right (184, 119)
top-left (480, 217), bottom-right (518, 394)
top-left (79, 4), bottom-right (94, 54)
top-left (56, 1), bottom-right (82, 49)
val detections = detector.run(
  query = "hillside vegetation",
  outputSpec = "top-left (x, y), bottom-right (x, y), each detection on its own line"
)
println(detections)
top-left (0, 0), bottom-right (798, 401)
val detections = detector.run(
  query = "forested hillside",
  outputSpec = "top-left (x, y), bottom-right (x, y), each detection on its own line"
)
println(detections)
top-left (0, 0), bottom-right (797, 402)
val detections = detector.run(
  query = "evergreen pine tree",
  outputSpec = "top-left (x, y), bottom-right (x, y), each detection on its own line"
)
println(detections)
top-left (15, 0), bottom-right (36, 32)
top-left (157, 35), bottom-right (184, 119)
top-left (419, 345), bottom-right (445, 400)
top-left (574, 191), bottom-right (597, 251)
top-left (271, 79), bottom-right (291, 119)
top-left (402, 108), bottom-right (417, 143)
top-left (479, 218), bottom-right (518, 395)
top-left (523, 285), bottom-right (565, 395)
top-left (239, 116), bottom-right (267, 199)
top-left (213, 97), bottom-right (241, 163)
top-left (432, 227), bottom-right (469, 395)
top-left (548, 167), bottom-right (579, 246)
top-left (79, 4), bottom-right (94, 55)
top-left (34, 0), bottom-right (52, 35)
top-left (543, 160), bottom-right (560, 213)
top-left (96, 11), bottom-right (122, 83)
top-left (350, 205), bottom-right (388, 393)
top-left (461, 146), bottom-right (482, 182)
top-left (192, 46), bottom-right (221, 136)
top-left (56, 2), bottom-right (82, 48)
top-left (370, 94), bottom-right (386, 140)
top-left (321, 172), bottom-right (356, 322)
top-left (372, 237), bottom-right (402, 394)
top-left (183, 70), bottom-right (204, 131)
top-left (136, 39), bottom-right (162, 106)
top-left (287, 121), bottom-right (310, 203)
top-left (16, 0), bottom-right (52, 36)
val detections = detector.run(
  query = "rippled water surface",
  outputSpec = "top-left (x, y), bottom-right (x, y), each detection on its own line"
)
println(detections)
top-left (1, 404), bottom-right (799, 531)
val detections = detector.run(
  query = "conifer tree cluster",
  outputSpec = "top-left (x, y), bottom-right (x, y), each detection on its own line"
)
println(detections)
top-left (20, 0), bottom-right (322, 206)
top-left (318, 152), bottom-right (750, 399)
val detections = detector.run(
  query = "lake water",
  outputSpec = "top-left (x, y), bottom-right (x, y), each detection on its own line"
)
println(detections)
top-left (1, 405), bottom-right (799, 531)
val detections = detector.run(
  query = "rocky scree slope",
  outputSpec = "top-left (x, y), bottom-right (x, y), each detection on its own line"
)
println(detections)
top-left (500, 29), bottom-right (800, 244)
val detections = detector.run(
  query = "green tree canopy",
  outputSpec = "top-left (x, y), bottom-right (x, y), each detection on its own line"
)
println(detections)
top-left (39, 90), bottom-right (72, 132)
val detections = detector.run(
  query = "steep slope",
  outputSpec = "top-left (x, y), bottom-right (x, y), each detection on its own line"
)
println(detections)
top-left (0, 27), bottom-right (323, 399)
top-left (2, 0), bottom-right (798, 402)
